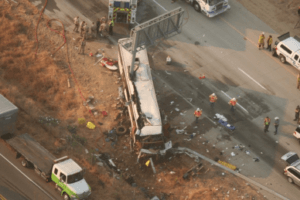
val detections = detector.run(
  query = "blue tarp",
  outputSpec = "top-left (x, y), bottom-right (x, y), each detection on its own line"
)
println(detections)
top-left (218, 119), bottom-right (235, 130)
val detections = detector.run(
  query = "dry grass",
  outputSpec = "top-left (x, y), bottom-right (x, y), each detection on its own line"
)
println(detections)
top-left (0, 1), bottom-right (79, 118)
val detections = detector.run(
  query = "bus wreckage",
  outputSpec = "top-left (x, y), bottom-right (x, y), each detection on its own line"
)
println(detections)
top-left (118, 38), bottom-right (169, 152)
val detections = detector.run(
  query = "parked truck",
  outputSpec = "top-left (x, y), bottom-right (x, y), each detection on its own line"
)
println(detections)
top-left (108, 0), bottom-right (137, 25)
top-left (7, 133), bottom-right (91, 200)
top-left (186, 0), bottom-right (230, 17)
top-left (272, 32), bottom-right (300, 70)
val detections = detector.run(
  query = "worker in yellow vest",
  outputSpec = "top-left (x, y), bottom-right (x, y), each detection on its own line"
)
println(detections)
top-left (194, 108), bottom-right (202, 124)
top-left (266, 35), bottom-right (273, 51)
top-left (109, 20), bottom-right (114, 36)
top-left (264, 116), bottom-right (271, 133)
top-left (229, 98), bottom-right (237, 112)
top-left (258, 32), bottom-right (265, 50)
top-left (209, 93), bottom-right (217, 108)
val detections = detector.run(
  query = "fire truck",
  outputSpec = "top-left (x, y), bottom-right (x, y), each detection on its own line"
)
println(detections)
top-left (108, 0), bottom-right (137, 25)
top-left (187, 0), bottom-right (230, 17)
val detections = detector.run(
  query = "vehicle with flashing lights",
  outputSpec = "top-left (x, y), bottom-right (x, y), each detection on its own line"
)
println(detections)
top-left (108, 0), bottom-right (137, 25)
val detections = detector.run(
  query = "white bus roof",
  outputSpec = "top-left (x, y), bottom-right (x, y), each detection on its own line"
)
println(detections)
top-left (119, 38), bottom-right (162, 136)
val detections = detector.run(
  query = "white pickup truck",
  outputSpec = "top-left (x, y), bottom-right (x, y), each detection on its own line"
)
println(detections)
top-left (186, 0), bottom-right (230, 17)
top-left (272, 32), bottom-right (300, 70)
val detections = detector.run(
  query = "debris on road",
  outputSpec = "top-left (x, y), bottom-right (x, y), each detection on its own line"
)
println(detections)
top-left (165, 70), bottom-right (171, 75)
top-left (176, 129), bottom-right (185, 134)
top-left (214, 113), bottom-right (228, 122)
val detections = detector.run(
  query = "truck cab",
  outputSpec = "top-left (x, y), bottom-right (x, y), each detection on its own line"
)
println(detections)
top-left (188, 0), bottom-right (230, 17)
top-left (273, 32), bottom-right (300, 70)
top-left (108, 0), bottom-right (137, 24)
top-left (52, 157), bottom-right (91, 200)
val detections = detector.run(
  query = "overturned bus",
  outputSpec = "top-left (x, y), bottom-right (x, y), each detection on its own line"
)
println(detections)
top-left (118, 38), bottom-right (164, 149)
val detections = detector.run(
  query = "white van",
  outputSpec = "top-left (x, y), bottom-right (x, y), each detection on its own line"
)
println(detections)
top-left (273, 32), bottom-right (300, 70)
top-left (281, 152), bottom-right (300, 186)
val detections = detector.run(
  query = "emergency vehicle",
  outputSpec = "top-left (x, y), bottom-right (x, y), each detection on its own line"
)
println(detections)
top-left (186, 0), bottom-right (230, 17)
top-left (108, 0), bottom-right (137, 25)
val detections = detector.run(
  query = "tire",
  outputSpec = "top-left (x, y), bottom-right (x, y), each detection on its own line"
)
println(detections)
top-left (21, 159), bottom-right (28, 167)
top-left (63, 193), bottom-right (70, 200)
top-left (194, 2), bottom-right (201, 12)
top-left (116, 125), bottom-right (128, 135)
top-left (288, 177), bottom-right (294, 184)
top-left (280, 55), bottom-right (286, 63)
top-left (272, 49), bottom-right (277, 57)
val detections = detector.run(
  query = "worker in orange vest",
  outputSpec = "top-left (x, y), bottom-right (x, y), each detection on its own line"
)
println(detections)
top-left (209, 93), bottom-right (217, 108)
top-left (264, 116), bottom-right (271, 133)
top-left (297, 73), bottom-right (300, 89)
top-left (194, 108), bottom-right (202, 123)
top-left (228, 98), bottom-right (237, 112)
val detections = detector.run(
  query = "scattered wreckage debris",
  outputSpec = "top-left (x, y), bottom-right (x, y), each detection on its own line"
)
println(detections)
top-left (183, 163), bottom-right (204, 180)
top-left (38, 116), bottom-right (60, 126)
top-left (101, 57), bottom-right (118, 71)
top-left (137, 141), bottom-right (173, 163)
top-left (214, 113), bottom-right (235, 130)
top-left (217, 160), bottom-right (237, 171)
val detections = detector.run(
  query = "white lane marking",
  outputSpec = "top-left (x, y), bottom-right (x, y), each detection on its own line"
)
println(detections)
top-left (152, 0), bottom-right (167, 11)
top-left (238, 68), bottom-right (267, 90)
top-left (0, 154), bottom-right (55, 200)
top-left (221, 91), bottom-right (249, 114)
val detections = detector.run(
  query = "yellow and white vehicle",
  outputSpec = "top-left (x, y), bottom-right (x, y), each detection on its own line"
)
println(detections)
top-left (108, 0), bottom-right (137, 24)
top-left (187, 0), bottom-right (230, 17)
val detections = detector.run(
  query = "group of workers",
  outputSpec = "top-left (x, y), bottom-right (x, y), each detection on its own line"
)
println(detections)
top-left (258, 32), bottom-right (273, 51)
top-left (194, 93), bottom-right (237, 123)
top-left (263, 116), bottom-right (280, 135)
top-left (193, 93), bottom-right (282, 135)
top-left (74, 16), bottom-right (114, 55)
top-left (74, 16), bottom-right (114, 39)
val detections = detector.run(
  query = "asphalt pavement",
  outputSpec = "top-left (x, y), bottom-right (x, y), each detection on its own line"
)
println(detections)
top-left (142, 0), bottom-right (300, 199)
top-left (0, 141), bottom-right (61, 200)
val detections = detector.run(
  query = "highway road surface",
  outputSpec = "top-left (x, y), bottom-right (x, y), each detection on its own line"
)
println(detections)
top-left (0, 142), bottom-right (62, 200)
top-left (26, 0), bottom-right (300, 199)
